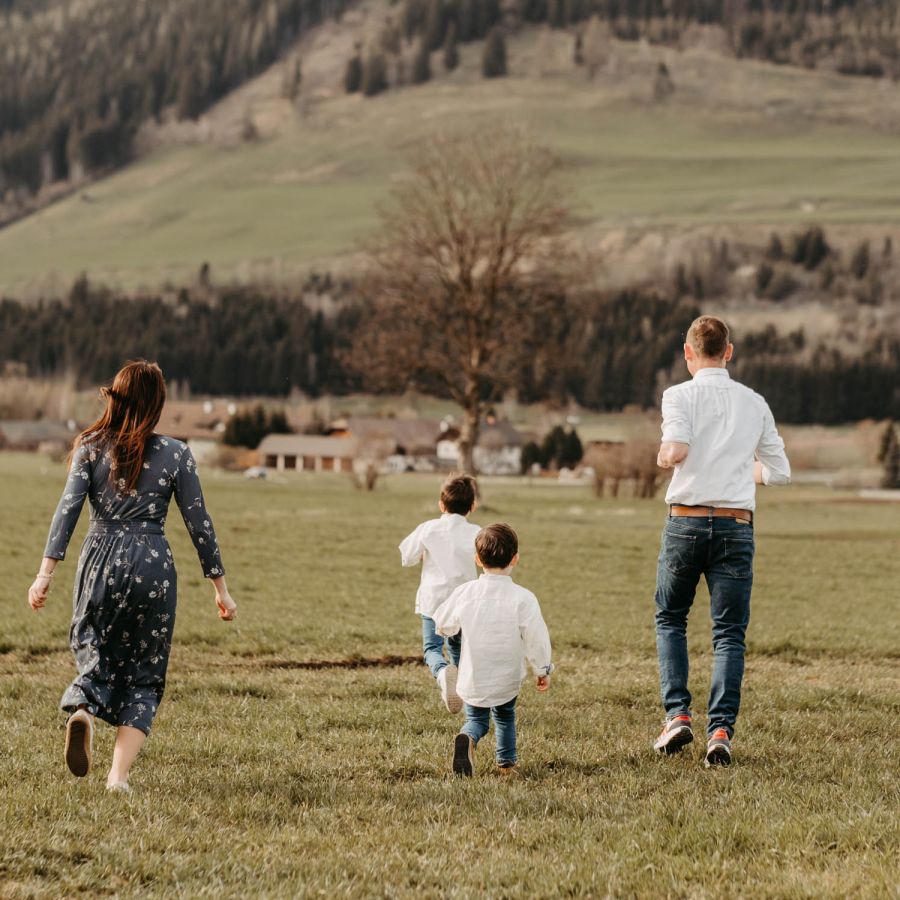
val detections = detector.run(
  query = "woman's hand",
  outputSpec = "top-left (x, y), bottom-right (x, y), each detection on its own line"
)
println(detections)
top-left (215, 589), bottom-right (237, 621)
top-left (28, 575), bottom-right (53, 610)
top-left (536, 675), bottom-right (550, 692)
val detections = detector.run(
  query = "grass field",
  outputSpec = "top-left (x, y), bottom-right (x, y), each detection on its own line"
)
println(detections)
top-left (1, 452), bottom-right (898, 897)
top-left (5, 26), bottom-right (900, 296)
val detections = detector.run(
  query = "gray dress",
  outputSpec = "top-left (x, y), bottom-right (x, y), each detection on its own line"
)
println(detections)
top-left (44, 435), bottom-right (224, 734)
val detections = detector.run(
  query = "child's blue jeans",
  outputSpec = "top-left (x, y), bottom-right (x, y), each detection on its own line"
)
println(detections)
top-left (460, 696), bottom-right (518, 766)
top-left (421, 615), bottom-right (461, 678)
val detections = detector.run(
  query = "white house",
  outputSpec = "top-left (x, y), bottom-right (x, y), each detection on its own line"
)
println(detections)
top-left (436, 416), bottom-right (524, 476)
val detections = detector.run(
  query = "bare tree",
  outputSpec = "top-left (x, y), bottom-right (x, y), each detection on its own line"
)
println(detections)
top-left (349, 129), bottom-right (571, 473)
top-left (351, 433), bottom-right (395, 491)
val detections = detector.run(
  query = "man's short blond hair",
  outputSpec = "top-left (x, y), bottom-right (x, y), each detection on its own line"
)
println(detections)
top-left (687, 315), bottom-right (730, 359)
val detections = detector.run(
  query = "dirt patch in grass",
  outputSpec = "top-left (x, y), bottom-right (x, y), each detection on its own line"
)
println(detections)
top-left (252, 654), bottom-right (421, 671)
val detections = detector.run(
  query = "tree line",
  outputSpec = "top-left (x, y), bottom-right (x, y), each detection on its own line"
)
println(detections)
top-left (1, 277), bottom-right (897, 425)
top-left (0, 0), bottom-right (349, 207)
top-left (342, 0), bottom-right (900, 98)
top-left (4, 0), bottom-right (900, 203)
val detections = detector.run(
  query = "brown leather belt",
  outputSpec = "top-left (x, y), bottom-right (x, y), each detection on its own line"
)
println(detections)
top-left (670, 505), bottom-right (753, 525)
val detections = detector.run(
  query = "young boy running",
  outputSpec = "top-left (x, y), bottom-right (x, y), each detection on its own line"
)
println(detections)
top-left (399, 474), bottom-right (480, 713)
top-left (432, 523), bottom-right (553, 777)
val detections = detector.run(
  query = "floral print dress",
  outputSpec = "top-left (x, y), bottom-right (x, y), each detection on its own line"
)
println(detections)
top-left (44, 435), bottom-right (224, 734)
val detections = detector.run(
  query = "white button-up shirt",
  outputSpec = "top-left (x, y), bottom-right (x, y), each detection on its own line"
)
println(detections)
top-left (432, 573), bottom-right (553, 708)
top-left (399, 513), bottom-right (481, 617)
top-left (662, 367), bottom-right (791, 511)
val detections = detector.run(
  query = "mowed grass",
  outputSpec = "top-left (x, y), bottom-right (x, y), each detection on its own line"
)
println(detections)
top-left (5, 29), bottom-right (900, 295)
top-left (1, 452), bottom-right (898, 898)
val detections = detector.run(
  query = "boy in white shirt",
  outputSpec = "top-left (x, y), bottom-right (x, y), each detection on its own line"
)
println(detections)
top-left (432, 523), bottom-right (553, 777)
top-left (399, 474), bottom-right (480, 714)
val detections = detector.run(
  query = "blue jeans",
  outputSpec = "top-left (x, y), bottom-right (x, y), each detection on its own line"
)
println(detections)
top-left (460, 697), bottom-right (518, 765)
top-left (654, 515), bottom-right (755, 738)
top-left (421, 615), bottom-right (461, 678)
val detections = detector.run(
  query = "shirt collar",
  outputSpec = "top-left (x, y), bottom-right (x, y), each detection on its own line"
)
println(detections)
top-left (480, 573), bottom-right (513, 581)
top-left (693, 367), bottom-right (730, 381)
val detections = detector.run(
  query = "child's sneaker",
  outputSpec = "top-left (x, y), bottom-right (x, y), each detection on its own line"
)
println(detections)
top-left (653, 714), bottom-right (694, 755)
top-left (705, 728), bottom-right (733, 767)
top-left (437, 665), bottom-right (463, 714)
top-left (453, 733), bottom-right (475, 776)
top-left (64, 708), bottom-right (94, 777)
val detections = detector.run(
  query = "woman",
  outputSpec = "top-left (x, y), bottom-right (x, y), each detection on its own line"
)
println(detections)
top-left (27, 360), bottom-right (237, 792)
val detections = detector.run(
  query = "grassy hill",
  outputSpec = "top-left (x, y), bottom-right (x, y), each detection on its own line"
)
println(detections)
top-left (3, 23), bottom-right (900, 296)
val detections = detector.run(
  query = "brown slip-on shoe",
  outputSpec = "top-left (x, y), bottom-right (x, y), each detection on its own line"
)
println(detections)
top-left (497, 764), bottom-right (521, 779)
top-left (64, 709), bottom-right (93, 777)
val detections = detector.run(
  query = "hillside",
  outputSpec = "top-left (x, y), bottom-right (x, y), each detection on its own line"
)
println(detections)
top-left (3, 18), bottom-right (900, 297)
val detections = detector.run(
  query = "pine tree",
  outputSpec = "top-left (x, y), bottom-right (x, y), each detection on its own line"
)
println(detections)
top-left (877, 421), bottom-right (900, 488)
top-left (443, 22), bottom-right (460, 71)
top-left (653, 61), bottom-right (675, 101)
top-left (573, 30), bottom-right (584, 66)
top-left (362, 52), bottom-right (389, 96)
top-left (412, 39), bottom-right (432, 84)
top-left (344, 51), bottom-right (363, 93)
top-left (424, 0), bottom-right (445, 51)
top-left (850, 240), bottom-right (870, 280)
top-left (482, 27), bottom-right (508, 78)
top-left (560, 428), bottom-right (583, 468)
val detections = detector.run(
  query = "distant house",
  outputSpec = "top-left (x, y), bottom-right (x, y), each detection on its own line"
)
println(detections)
top-left (437, 416), bottom-right (524, 475)
top-left (0, 420), bottom-right (74, 454)
top-left (156, 400), bottom-right (237, 463)
top-left (258, 433), bottom-right (358, 472)
top-left (328, 417), bottom-right (441, 472)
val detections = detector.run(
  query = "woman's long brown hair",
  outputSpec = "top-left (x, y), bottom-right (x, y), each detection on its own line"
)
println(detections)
top-left (72, 360), bottom-right (167, 493)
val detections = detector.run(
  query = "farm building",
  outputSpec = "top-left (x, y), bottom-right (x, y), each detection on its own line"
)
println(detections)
top-left (257, 434), bottom-right (357, 472)
top-left (328, 417), bottom-right (441, 472)
top-left (437, 417), bottom-right (525, 475)
top-left (0, 420), bottom-right (75, 454)
top-left (156, 399), bottom-right (237, 463)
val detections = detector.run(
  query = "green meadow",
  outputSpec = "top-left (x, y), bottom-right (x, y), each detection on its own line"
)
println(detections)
top-left (4, 32), bottom-right (900, 295)
top-left (1, 453), bottom-right (897, 897)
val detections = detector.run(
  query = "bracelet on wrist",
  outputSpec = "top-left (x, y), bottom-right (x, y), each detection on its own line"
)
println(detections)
top-left (36, 572), bottom-right (55, 579)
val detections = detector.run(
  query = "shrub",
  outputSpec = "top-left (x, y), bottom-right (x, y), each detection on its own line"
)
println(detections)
top-left (362, 52), bottom-right (390, 97)
top-left (482, 27), bottom-right (507, 78)
top-left (344, 54), bottom-right (363, 93)
top-left (765, 268), bottom-right (798, 302)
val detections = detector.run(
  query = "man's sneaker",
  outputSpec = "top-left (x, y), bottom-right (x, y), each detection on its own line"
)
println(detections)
top-left (705, 728), bottom-right (733, 768)
top-left (437, 665), bottom-right (463, 714)
top-left (64, 709), bottom-right (94, 777)
top-left (452, 733), bottom-right (475, 777)
top-left (653, 715), bottom-right (694, 755)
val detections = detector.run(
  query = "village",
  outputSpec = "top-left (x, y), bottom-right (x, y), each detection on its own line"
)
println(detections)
top-left (0, 397), bottom-right (665, 495)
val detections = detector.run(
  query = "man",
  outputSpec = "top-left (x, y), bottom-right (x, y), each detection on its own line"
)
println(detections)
top-left (653, 315), bottom-right (790, 767)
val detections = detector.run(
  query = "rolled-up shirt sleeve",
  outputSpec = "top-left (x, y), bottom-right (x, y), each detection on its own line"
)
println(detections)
top-left (756, 403), bottom-right (791, 486)
top-left (520, 596), bottom-right (554, 677)
top-left (432, 590), bottom-right (461, 637)
top-left (661, 387), bottom-right (692, 444)
top-left (44, 443), bottom-right (91, 561)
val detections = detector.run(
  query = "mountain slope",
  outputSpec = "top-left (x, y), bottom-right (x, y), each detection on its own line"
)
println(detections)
top-left (3, 26), bottom-right (900, 296)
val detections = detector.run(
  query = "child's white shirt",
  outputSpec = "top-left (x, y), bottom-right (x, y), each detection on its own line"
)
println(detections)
top-left (432, 573), bottom-right (553, 708)
top-left (399, 513), bottom-right (481, 617)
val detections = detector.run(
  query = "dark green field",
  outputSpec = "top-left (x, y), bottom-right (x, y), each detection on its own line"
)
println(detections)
top-left (1, 453), bottom-right (897, 897)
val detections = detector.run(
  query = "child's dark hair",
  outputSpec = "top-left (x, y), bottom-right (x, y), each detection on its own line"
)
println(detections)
top-left (475, 523), bottom-right (518, 570)
top-left (441, 473), bottom-right (477, 515)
